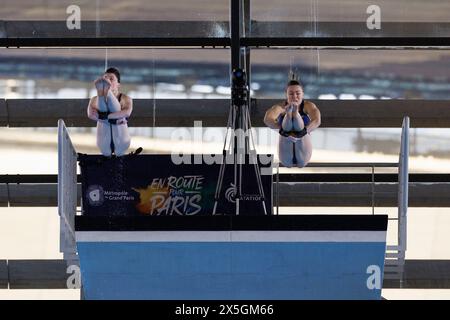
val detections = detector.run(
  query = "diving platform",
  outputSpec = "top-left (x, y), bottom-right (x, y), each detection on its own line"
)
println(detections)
top-left (48, 116), bottom-right (410, 299)
top-left (75, 215), bottom-right (387, 300)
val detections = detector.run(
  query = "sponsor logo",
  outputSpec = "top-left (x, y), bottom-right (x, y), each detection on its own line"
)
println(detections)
top-left (225, 183), bottom-right (263, 203)
top-left (133, 175), bottom-right (203, 215)
top-left (225, 183), bottom-right (236, 203)
top-left (86, 185), bottom-right (104, 206)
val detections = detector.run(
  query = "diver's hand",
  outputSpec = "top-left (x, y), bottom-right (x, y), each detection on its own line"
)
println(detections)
top-left (287, 127), bottom-right (308, 142)
top-left (287, 135), bottom-right (300, 143)
top-left (87, 107), bottom-right (99, 121)
top-left (102, 75), bottom-right (112, 86)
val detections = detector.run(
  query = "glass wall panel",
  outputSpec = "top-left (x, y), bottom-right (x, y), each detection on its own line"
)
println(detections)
top-left (1, 0), bottom-right (229, 21)
top-left (251, 49), bottom-right (450, 171)
top-left (251, 0), bottom-right (450, 37)
top-left (0, 48), bottom-right (230, 99)
top-left (1, 0), bottom-right (229, 38)
top-left (251, 49), bottom-right (450, 99)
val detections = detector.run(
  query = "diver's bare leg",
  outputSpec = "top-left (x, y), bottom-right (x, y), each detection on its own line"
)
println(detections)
top-left (281, 107), bottom-right (294, 132)
top-left (292, 111), bottom-right (305, 132)
top-left (293, 134), bottom-right (313, 168)
top-left (112, 123), bottom-right (131, 156)
top-left (96, 121), bottom-right (113, 156)
top-left (278, 135), bottom-right (295, 167)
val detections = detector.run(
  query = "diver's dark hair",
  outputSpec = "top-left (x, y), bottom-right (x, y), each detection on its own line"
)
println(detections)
top-left (105, 67), bottom-right (121, 83)
top-left (286, 79), bottom-right (304, 89)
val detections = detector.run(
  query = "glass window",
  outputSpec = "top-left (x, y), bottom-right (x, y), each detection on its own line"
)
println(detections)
top-left (0, 48), bottom-right (230, 173)
top-left (1, 0), bottom-right (229, 21)
top-left (251, 0), bottom-right (450, 37)
top-left (251, 49), bottom-right (450, 171)
top-left (1, 0), bottom-right (229, 38)
top-left (251, 49), bottom-right (450, 100)
top-left (0, 48), bottom-right (230, 99)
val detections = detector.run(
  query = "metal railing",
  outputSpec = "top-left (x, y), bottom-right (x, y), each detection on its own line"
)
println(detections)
top-left (57, 119), bottom-right (79, 267)
top-left (275, 162), bottom-right (399, 216)
top-left (384, 116), bottom-right (409, 281)
top-left (274, 116), bottom-right (410, 280)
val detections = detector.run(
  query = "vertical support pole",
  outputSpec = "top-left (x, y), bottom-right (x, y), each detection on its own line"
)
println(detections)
top-left (243, 0), bottom-right (251, 152)
top-left (58, 119), bottom-right (79, 267)
top-left (230, 0), bottom-right (241, 72)
top-left (58, 119), bottom-right (63, 219)
top-left (231, 0), bottom-right (243, 215)
top-left (371, 166), bottom-right (375, 215)
top-left (243, 0), bottom-right (251, 84)
top-left (57, 120), bottom-right (65, 256)
top-left (399, 116), bottom-right (409, 252)
top-left (398, 116), bottom-right (409, 283)
top-left (276, 164), bottom-right (279, 215)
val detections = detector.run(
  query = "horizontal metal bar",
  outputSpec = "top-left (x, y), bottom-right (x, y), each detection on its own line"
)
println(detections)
top-left (1, 37), bottom-right (231, 48)
top-left (3, 259), bottom-right (449, 289)
top-left (4, 184), bottom-right (82, 207)
top-left (7, 260), bottom-right (69, 289)
top-left (6, 99), bottom-right (232, 127)
top-left (385, 252), bottom-right (405, 258)
top-left (384, 263), bottom-right (405, 269)
top-left (0, 175), bottom-right (65, 184)
top-left (7, 184), bottom-right (59, 207)
top-left (277, 182), bottom-right (450, 207)
top-left (383, 274), bottom-right (403, 280)
top-left (242, 37), bottom-right (450, 48)
top-left (4, 173), bottom-right (450, 184)
top-left (0, 260), bottom-right (7, 289)
top-left (384, 261), bottom-right (405, 274)
top-left (2, 182), bottom-right (450, 207)
top-left (385, 264), bottom-right (405, 269)
top-left (386, 253), bottom-right (403, 258)
top-left (250, 22), bottom-right (450, 38)
top-left (304, 162), bottom-right (398, 168)
top-left (386, 246), bottom-right (405, 251)
top-left (0, 100), bottom-right (7, 127)
top-left (0, 184), bottom-right (7, 207)
top-left (3, 21), bottom-right (450, 48)
top-left (279, 173), bottom-right (420, 183)
top-left (383, 259), bottom-right (450, 289)
top-left (1, 20), bottom-right (230, 37)
top-left (0, 173), bottom-right (445, 184)
top-left (384, 265), bottom-right (404, 271)
top-left (384, 264), bottom-right (404, 269)
top-left (4, 99), bottom-right (450, 128)
top-left (385, 252), bottom-right (402, 258)
top-left (0, 21), bottom-right (230, 48)
top-left (386, 245), bottom-right (404, 251)
top-left (384, 261), bottom-right (405, 267)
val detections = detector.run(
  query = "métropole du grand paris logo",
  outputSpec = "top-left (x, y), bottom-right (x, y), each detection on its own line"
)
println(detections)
top-left (86, 185), bottom-right (105, 206)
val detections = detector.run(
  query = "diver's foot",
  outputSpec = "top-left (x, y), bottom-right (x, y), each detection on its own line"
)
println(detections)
top-left (94, 77), bottom-right (111, 96)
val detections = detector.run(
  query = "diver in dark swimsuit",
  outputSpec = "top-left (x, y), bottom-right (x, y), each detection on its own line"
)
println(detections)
top-left (264, 80), bottom-right (321, 167)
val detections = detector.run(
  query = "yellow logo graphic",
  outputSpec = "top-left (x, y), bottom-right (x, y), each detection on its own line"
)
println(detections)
top-left (132, 185), bottom-right (170, 215)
